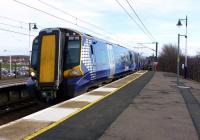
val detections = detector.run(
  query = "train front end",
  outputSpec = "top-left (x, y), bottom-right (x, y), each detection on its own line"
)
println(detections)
top-left (30, 28), bottom-right (83, 100)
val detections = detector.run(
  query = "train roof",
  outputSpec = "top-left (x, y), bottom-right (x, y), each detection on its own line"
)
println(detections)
top-left (40, 27), bottom-right (136, 51)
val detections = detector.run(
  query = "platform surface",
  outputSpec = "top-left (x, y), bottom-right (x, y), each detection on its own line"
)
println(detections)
top-left (0, 71), bottom-right (199, 140)
top-left (34, 72), bottom-right (199, 140)
top-left (100, 72), bottom-right (200, 140)
top-left (0, 70), bottom-right (148, 140)
top-left (31, 71), bottom-right (153, 140)
top-left (0, 77), bottom-right (27, 88)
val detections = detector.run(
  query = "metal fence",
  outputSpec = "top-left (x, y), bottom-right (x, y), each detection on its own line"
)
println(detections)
top-left (159, 55), bottom-right (200, 82)
top-left (0, 62), bottom-right (29, 80)
top-left (187, 57), bottom-right (200, 82)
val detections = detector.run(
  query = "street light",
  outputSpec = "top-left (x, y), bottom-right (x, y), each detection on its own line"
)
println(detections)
top-left (28, 23), bottom-right (38, 61)
top-left (0, 59), bottom-right (2, 79)
top-left (176, 16), bottom-right (188, 78)
top-left (177, 34), bottom-right (187, 85)
top-left (28, 23), bottom-right (38, 75)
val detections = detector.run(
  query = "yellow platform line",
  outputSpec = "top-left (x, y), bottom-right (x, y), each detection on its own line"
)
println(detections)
top-left (24, 70), bottom-right (148, 140)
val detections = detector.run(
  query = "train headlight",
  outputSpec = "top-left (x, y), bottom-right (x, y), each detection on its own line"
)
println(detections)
top-left (30, 71), bottom-right (36, 79)
top-left (31, 72), bottom-right (36, 77)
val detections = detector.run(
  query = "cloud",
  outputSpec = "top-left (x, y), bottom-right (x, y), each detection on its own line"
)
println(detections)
top-left (0, 0), bottom-right (199, 56)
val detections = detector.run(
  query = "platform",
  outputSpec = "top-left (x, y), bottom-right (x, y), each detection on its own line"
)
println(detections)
top-left (0, 77), bottom-right (27, 89)
top-left (0, 71), bottom-right (199, 140)
top-left (100, 72), bottom-right (200, 140)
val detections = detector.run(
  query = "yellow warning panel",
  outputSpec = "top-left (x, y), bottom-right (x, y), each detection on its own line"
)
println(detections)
top-left (39, 35), bottom-right (56, 83)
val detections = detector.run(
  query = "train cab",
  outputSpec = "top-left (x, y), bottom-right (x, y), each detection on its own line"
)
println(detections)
top-left (30, 28), bottom-right (84, 99)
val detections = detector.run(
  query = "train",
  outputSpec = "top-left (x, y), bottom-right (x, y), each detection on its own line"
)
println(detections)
top-left (27, 27), bottom-right (145, 101)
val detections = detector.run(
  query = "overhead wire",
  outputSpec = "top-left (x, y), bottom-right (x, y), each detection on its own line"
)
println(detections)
top-left (0, 22), bottom-right (39, 33)
top-left (38, 0), bottom-right (123, 43)
top-left (12, 0), bottom-right (127, 45)
top-left (125, 0), bottom-right (156, 41)
top-left (0, 28), bottom-right (35, 36)
top-left (0, 15), bottom-right (44, 29)
top-left (0, 22), bottom-right (27, 30)
top-left (38, 0), bottom-right (125, 44)
top-left (12, 0), bottom-right (116, 40)
top-left (137, 44), bottom-right (155, 51)
top-left (0, 15), bottom-right (26, 24)
top-left (38, 0), bottom-right (112, 34)
top-left (0, 17), bottom-right (38, 46)
top-left (114, 0), bottom-right (154, 42)
top-left (12, 0), bottom-right (74, 24)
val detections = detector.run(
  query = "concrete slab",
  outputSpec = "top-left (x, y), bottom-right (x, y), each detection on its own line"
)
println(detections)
top-left (70, 94), bottom-right (102, 102)
top-left (87, 91), bottom-right (110, 96)
top-left (57, 101), bottom-right (90, 108)
top-left (24, 108), bottom-right (79, 122)
top-left (93, 87), bottom-right (117, 92)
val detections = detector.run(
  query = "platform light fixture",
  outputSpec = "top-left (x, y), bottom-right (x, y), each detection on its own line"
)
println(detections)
top-left (176, 20), bottom-right (182, 26)
top-left (28, 23), bottom-right (38, 53)
top-left (176, 16), bottom-right (188, 79)
top-left (28, 23), bottom-right (38, 76)
top-left (177, 34), bottom-right (187, 85)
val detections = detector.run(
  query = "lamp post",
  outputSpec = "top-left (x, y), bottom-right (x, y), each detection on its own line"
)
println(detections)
top-left (0, 59), bottom-right (2, 79)
top-left (28, 23), bottom-right (38, 61)
top-left (177, 34), bottom-right (187, 85)
top-left (28, 23), bottom-right (37, 76)
top-left (176, 16), bottom-right (188, 79)
top-left (9, 55), bottom-right (11, 75)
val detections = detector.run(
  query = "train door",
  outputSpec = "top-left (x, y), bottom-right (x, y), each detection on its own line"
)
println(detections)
top-left (107, 44), bottom-right (115, 78)
top-left (38, 29), bottom-right (63, 90)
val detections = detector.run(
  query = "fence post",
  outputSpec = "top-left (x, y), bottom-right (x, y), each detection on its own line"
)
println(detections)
top-left (29, 59), bottom-right (31, 77)
top-left (14, 62), bottom-right (17, 78)
top-left (0, 62), bottom-right (1, 80)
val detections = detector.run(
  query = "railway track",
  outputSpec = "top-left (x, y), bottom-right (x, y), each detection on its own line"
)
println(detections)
top-left (0, 97), bottom-right (36, 115)
top-left (0, 80), bottom-right (45, 125)
top-left (0, 97), bottom-right (49, 126)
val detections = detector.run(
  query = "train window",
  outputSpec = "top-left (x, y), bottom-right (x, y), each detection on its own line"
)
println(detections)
top-left (64, 38), bottom-right (81, 69)
top-left (31, 38), bottom-right (39, 69)
top-left (95, 48), bottom-right (107, 66)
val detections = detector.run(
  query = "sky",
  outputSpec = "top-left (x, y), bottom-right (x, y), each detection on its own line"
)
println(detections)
top-left (0, 0), bottom-right (200, 57)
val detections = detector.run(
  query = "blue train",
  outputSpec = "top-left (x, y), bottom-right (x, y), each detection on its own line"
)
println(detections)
top-left (29, 27), bottom-right (143, 100)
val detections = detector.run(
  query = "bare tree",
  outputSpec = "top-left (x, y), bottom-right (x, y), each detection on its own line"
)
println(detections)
top-left (158, 44), bottom-right (182, 73)
top-left (158, 43), bottom-right (200, 81)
